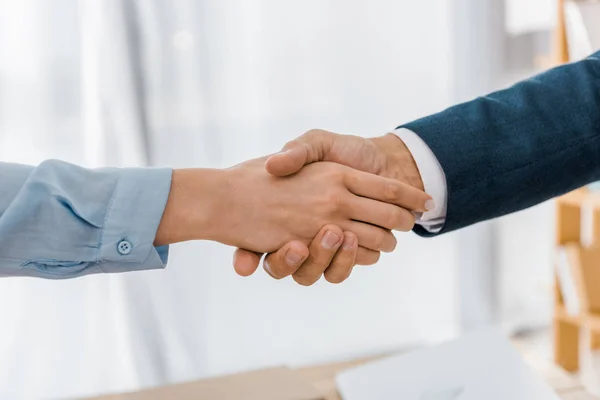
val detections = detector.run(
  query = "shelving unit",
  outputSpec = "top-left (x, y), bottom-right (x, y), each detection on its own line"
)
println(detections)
top-left (554, 189), bottom-right (600, 371)
top-left (552, 0), bottom-right (600, 373)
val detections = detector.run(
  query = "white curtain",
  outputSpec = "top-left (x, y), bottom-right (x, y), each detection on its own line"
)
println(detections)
top-left (0, 1), bottom-right (461, 398)
top-left (0, 0), bottom-right (156, 397)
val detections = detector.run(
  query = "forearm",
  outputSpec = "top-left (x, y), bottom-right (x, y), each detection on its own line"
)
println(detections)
top-left (154, 168), bottom-right (226, 246)
top-left (0, 160), bottom-right (172, 278)
top-left (401, 51), bottom-right (600, 235)
top-left (0, 160), bottom-right (267, 279)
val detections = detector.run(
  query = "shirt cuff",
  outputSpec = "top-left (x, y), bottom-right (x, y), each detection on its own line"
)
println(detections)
top-left (393, 128), bottom-right (448, 233)
top-left (98, 167), bottom-right (173, 273)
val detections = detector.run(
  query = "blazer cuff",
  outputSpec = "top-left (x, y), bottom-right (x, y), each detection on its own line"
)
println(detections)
top-left (398, 110), bottom-right (471, 237)
top-left (393, 128), bottom-right (447, 233)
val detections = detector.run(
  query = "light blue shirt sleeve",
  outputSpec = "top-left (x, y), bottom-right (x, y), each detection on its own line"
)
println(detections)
top-left (0, 160), bottom-right (172, 279)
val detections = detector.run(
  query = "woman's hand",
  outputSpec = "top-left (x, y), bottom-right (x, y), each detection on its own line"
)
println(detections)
top-left (213, 157), bottom-right (427, 253)
top-left (155, 156), bottom-right (429, 258)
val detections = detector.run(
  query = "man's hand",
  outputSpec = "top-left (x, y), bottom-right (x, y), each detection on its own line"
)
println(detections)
top-left (266, 129), bottom-right (425, 191)
top-left (234, 225), bottom-right (361, 286)
top-left (232, 130), bottom-right (430, 285)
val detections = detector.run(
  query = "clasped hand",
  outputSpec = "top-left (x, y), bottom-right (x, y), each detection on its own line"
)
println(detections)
top-left (229, 130), bottom-right (432, 286)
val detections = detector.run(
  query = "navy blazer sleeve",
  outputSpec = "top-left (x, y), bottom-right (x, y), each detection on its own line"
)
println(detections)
top-left (400, 51), bottom-right (600, 237)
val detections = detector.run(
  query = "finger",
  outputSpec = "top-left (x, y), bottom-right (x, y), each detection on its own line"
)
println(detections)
top-left (263, 241), bottom-right (309, 279)
top-left (339, 221), bottom-right (397, 252)
top-left (347, 196), bottom-right (416, 232)
top-left (264, 147), bottom-right (308, 177)
top-left (265, 129), bottom-right (334, 177)
top-left (233, 249), bottom-right (263, 277)
top-left (355, 246), bottom-right (381, 265)
top-left (293, 224), bottom-right (344, 286)
top-left (344, 169), bottom-right (433, 212)
top-left (324, 231), bottom-right (358, 284)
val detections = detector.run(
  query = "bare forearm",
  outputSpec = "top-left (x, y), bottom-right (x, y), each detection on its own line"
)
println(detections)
top-left (154, 168), bottom-right (226, 246)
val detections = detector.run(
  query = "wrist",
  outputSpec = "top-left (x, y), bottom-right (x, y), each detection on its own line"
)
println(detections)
top-left (372, 133), bottom-right (425, 191)
top-left (154, 168), bottom-right (227, 245)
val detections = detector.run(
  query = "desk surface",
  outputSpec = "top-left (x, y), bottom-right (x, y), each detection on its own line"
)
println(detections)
top-left (89, 332), bottom-right (600, 400)
top-left (295, 357), bottom-right (596, 400)
top-left (295, 336), bottom-right (600, 400)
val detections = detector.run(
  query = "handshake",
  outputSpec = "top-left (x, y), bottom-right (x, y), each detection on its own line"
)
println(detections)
top-left (155, 129), bottom-right (432, 286)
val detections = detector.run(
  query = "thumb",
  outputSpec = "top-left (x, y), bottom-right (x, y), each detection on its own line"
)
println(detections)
top-left (233, 248), bottom-right (263, 277)
top-left (265, 130), bottom-right (333, 177)
top-left (263, 240), bottom-right (309, 279)
top-left (264, 145), bottom-right (309, 177)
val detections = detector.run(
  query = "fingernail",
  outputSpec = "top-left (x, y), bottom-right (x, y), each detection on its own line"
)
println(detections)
top-left (263, 259), bottom-right (272, 274)
top-left (322, 231), bottom-right (341, 249)
top-left (343, 234), bottom-right (355, 250)
top-left (285, 249), bottom-right (304, 266)
top-left (425, 199), bottom-right (436, 211)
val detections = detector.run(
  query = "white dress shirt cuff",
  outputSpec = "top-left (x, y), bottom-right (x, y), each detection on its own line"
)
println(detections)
top-left (393, 128), bottom-right (447, 233)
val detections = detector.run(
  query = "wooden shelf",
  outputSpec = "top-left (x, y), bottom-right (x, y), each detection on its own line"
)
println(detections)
top-left (555, 303), bottom-right (581, 325)
top-left (585, 312), bottom-right (600, 332)
top-left (554, 200), bottom-right (600, 371)
top-left (554, 189), bottom-right (600, 372)
top-left (551, 0), bottom-right (600, 374)
top-left (556, 304), bottom-right (600, 333)
top-left (557, 188), bottom-right (600, 208)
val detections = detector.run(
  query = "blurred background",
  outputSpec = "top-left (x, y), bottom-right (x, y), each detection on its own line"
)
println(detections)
top-left (0, 0), bottom-right (594, 398)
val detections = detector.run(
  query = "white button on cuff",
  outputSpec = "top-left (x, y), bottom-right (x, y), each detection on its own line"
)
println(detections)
top-left (117, 240), bottom-right (132, 255)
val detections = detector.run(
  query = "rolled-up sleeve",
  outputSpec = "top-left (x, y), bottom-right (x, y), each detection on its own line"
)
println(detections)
top-left (0, 160), bottom-right (172, 279)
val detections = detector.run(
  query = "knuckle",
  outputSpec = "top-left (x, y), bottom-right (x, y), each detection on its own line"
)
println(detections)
top-left (387, 234), bottom-right (398, 252)
top-left (324, 269), bottom-right (348, 284)
top-left (302, 253), bottom-right (317, 266)
top-left (372, 232), bottom-right (386, 250)
top-left (388, 207), bottom-right (403, 228)
top-left (344, 231), bottom-right (357, 246)
top-left (302, 254), bottom-right (327, 272)
top-left (356, 249), bottom-right (379, 266)
top-left (344, 172), bottom-right (360, 189)
top-left (358, 251), bottom-right (380, 266)
top-left (384, 182), bottom-right (402, 201)
top-left (283, 137), bottom-right (305, 150)
top-left (327, 165), bottom-right (345, 180)
top-left (368, 252), bottom-right (381, 265)
top-left (304, 128), bottom-right (326, 138)
top-left (292, 272), bottom-right (319, 286)
top-left (397, 210), bottom-right (416, 231)
top-left (324, 190), bottom-right (345, 210)
top-left (282, 139), bottom-right (300, 150)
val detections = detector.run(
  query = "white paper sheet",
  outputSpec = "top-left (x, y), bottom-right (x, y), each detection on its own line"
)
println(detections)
top-left (336, 328), bottom-right (560, 400)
